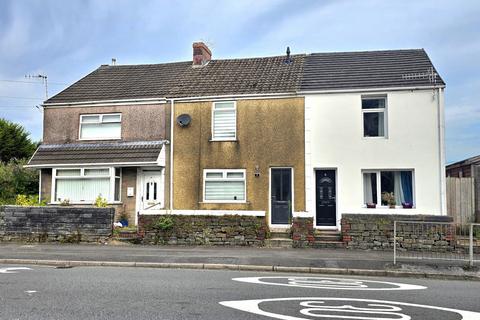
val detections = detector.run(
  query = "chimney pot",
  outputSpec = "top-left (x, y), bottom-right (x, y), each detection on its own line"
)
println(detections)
top-left (192, 42), bottom-right (212, 67)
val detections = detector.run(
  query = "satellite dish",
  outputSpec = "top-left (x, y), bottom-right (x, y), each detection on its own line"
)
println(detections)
top-left (176, 114), bottom-right (191, 127)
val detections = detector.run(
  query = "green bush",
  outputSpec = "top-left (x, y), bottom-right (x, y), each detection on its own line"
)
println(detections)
top-left (94, 195), bottom-right (108, 207)
top-left (152, 215), bottom-right (174, 231)
top-left (15, 194), bottom-right (46, 206)
top-left (0, 159), bottom-right (39, 204)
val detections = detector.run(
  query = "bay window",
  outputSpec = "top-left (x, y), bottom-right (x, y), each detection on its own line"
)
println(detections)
top-left (204, 169), bottom-right (246, 202)
top-left (80, 113), bottom-right (121, 140)
top-left (363, 170), bottom-right (414, 207)
top-left (53, 167), bottom-right (121, 203)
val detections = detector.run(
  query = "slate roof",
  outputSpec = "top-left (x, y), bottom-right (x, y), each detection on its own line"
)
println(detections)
top-left (45, 48), bottom-right (444, 104)
top-left (300, 49), bottom-right (445, 91)
top-left (45, 55), bottom-right (305, 104)
top-left (27, 141), bottom-right (165, 167)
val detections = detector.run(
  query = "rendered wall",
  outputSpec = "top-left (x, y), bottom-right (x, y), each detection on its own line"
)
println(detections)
top-left (305, 89), bottom-right (445, 228)
top-left (172, 97), bottom-right (305, 223)
top-left (43, 103), bottom-right (167, 143)
top-left (40, 168), bottom-right (52, 203)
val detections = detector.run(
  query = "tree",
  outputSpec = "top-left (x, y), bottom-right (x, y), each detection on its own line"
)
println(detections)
top-left (0, 119), bottom-right (39, 204)
top-left (0, 159), bottom-right (39, 204)
top-left (0, 118), bottom-right (37, 163)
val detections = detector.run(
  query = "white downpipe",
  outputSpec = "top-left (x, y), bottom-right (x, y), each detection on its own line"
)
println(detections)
top-left (437, 88), bottom-right (446, 215)
top-left (38, 169), bottom-right (42, 203)
top-left (169, 99), bottom-right (175, 211)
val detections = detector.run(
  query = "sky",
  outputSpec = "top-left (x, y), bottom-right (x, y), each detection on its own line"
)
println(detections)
top-left (0, 0), bottom-right (479, 164)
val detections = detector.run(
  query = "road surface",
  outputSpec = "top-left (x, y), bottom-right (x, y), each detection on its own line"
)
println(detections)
top-left (1, 265), bottom-right (479, 319)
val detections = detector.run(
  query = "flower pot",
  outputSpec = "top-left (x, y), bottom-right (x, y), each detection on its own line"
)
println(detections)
top-left (402, 202), bottom-right (413, 209)
top-left (366, 203), bottom-right (376, 208)
top-left (389, 205), bottom-right (396, 209)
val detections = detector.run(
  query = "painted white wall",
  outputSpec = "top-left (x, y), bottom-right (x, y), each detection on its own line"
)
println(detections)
top-left (305, 89), bottom-right (445, 229)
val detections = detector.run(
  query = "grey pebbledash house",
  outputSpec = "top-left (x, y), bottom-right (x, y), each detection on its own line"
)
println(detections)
top-left (27, 43), bottom-right (446, 241)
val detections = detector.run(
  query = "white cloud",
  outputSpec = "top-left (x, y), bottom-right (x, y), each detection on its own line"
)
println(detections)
top-left (446, 104), bottom-right (480, 126)
top-left (0, 4), bottom-right (32, 59)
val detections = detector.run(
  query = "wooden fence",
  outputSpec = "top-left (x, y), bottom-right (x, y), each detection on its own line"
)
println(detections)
top-left (446, 177), bottom-right (475, 224)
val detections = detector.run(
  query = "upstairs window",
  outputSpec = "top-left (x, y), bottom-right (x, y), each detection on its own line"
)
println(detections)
top-left (362, 97), bottom-right (386, 137)
top-left (204, 169), bottom-right (245, 202)
top-left (212, 102), bottom-right (236, 140)
top-left (80, 113), bottom-right (121, 140)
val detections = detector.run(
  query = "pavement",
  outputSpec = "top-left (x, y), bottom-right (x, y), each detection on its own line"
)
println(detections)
top-left (1, 265), bottom-right (480, 319)
top-left (0, 243), bottom-right (479, 280)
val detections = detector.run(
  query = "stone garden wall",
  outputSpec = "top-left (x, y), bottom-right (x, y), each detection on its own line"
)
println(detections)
top-left (0, 205), bottom-right (114, 242)
top-left (138, 214), bottom-right (267, 246)
top-left (341, 214), bottom-right (456, 251)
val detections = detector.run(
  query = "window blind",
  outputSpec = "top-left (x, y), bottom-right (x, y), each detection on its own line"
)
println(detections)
top-left (56, 178), bottom-right (110, 202)
top-left (213, 102), bottom-right (236, 140)
top-left (204, 181), bottom-right (245, 201)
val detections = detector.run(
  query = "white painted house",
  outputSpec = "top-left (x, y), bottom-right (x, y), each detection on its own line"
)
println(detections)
top-left (300, 50), bottom-right (446, 230)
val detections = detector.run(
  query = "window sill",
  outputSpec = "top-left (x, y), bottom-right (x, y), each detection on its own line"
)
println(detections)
top-left (199, 201), bottom-right (249, 204)
top-left (209, 139), bottom-right (238, 142)
top-left (49, 202), bottom-right (123, 205)
top-left (363, 206), bottom-right (415, 209)
top-left (362, 136), bottom-right (388, 140)
top-left (78, 138), bottom-right (122, 141)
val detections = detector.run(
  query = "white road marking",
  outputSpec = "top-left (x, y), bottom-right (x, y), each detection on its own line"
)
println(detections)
top-left (219, 297), bottom-right (480, 320)
top-left (25, 290), bottom-right (37, 294)
top-left (231, 277), bottom-right (426, 291)
top-left (0, 267), bottom-right (32, 274)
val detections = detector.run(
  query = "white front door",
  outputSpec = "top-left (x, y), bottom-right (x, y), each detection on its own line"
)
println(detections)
top-left (142, 171), bottom-right (163, 210)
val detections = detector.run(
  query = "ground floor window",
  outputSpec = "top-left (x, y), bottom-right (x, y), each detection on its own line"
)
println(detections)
top-left (363, 170), bottom-right (414, 207)
top-left (203, 169), bottom-right (246, 203)
top-left (53, 167), bottom-right (121, 203)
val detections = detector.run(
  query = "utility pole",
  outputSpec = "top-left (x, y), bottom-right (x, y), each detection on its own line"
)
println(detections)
top-left (25, 74), bottom-right (48, 100)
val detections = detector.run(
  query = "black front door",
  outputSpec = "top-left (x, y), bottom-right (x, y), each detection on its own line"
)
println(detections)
top-left (271, 168), bottom-right (292, 224)
top-left (315, 169), bottom-right (336, 226)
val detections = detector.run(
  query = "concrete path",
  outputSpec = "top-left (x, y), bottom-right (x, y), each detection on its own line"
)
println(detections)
top-left (0, 243), bottom-right (392, 268)
top-left (0, 243), bottom-right (478, 280)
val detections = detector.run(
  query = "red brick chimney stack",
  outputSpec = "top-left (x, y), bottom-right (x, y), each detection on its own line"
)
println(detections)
top-left (192, 42), bottom-right (212, 67)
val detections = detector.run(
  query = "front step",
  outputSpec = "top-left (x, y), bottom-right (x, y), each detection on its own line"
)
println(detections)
top-left (314, 230), bottom-right (342, 242)
top-left (265, 231), bottom-right (293, 248)
top-left (312, 241), bottom-right (345, 249)
top-left (312, 230), bottom-right (345, 248)
top-left (270, 232), bottom-right (291, 239)
top-left (113, 229), bottom-right (142, 243)
top-left (265, 238), bottom-right (293, 248)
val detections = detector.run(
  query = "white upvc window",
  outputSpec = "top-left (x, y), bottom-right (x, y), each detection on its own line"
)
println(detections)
top-left (79, 113), bottom-right (121, 140)
top-left (363, 169), bottom-right (414, 208)
top-left (212, 101), bottom-right (236, 141)
top-left (52, 167), bottom-right (122, 204)
top-left (203, 169), bottom-right (246, 203)
top-left (362, 96), bottom-right (387, 137)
